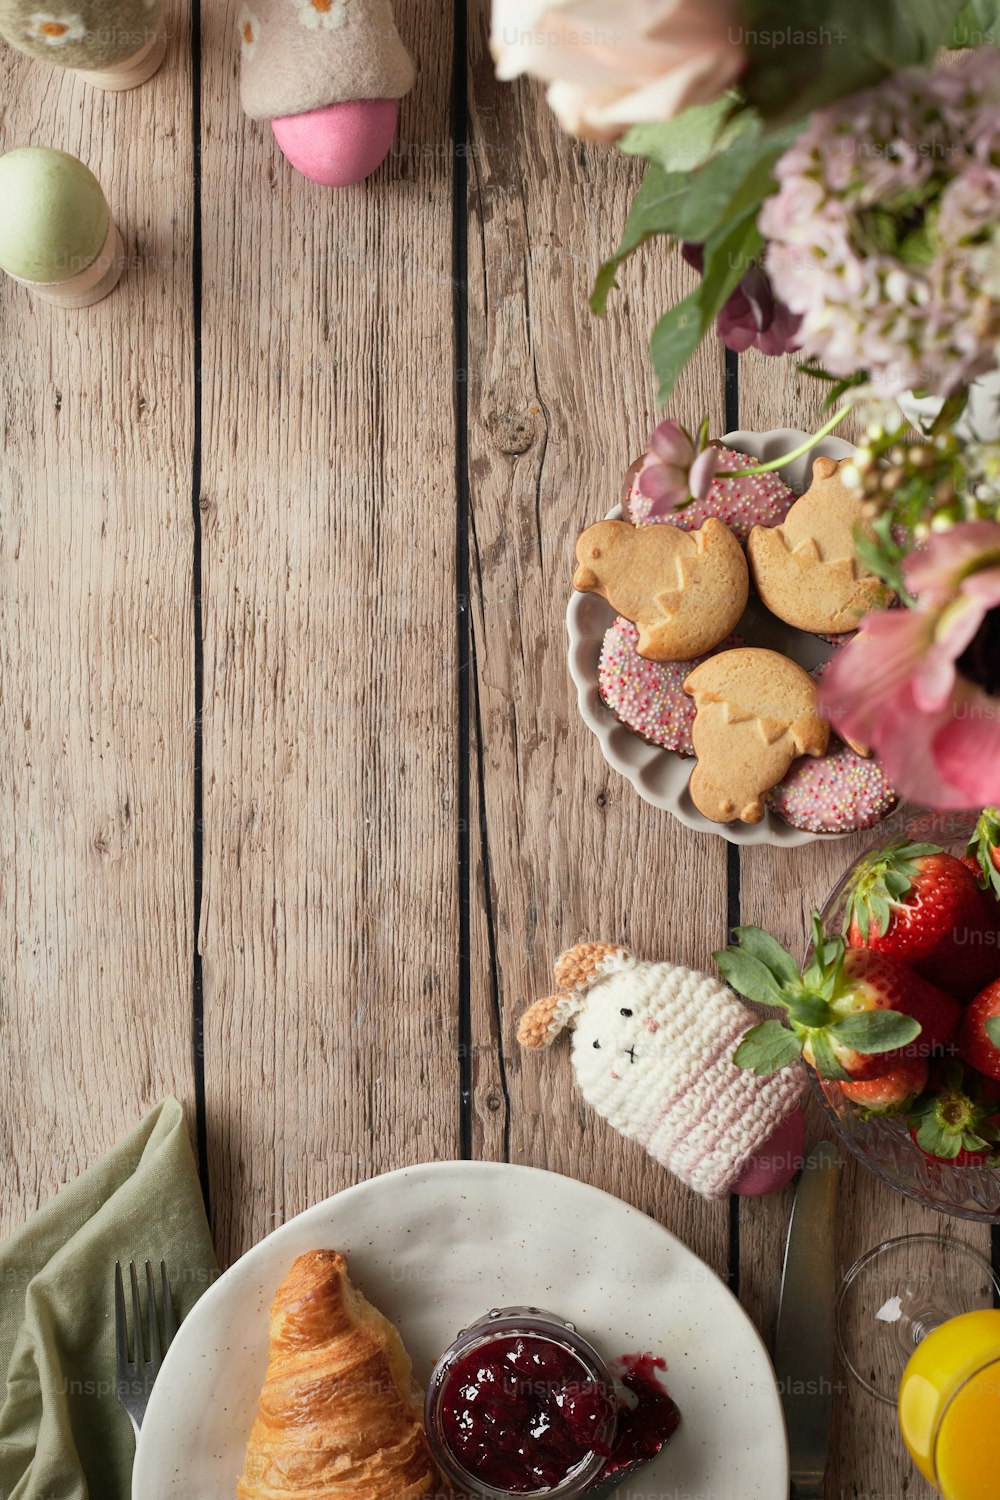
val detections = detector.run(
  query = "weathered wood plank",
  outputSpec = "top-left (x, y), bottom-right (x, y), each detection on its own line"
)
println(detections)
top-left (197, 0), bottom-right (461, 1265)
top-left (465, 1), bottom-right (732, 1275)
top-left (0, 5), bottom-right (196, 1228)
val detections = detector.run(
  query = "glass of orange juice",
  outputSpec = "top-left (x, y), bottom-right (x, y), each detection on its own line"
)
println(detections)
top-left (835, 1235), bottom-right (1000, 1499)
top-left (898, 1307), bottom-right (1000, 1499)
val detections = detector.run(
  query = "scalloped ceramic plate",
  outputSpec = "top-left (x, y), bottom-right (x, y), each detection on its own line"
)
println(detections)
top-left (133, 1162), bottom-right (788, 1499)
top-left (567, 429), bottom-right (863, 846)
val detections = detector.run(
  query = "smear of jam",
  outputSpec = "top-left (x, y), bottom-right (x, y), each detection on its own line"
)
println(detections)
top-left (438, 1334), bottom-right (616, 1493)
top-left (600, 1353), bottom-right (681, 1475)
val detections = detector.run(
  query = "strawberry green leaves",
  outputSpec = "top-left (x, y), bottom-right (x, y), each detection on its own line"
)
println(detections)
top-left (965, 807), bottom-right (1000, 900)
top-left (844, 840), bottom-right (942, 942)
top-left (717, 915), bottom-right (922, 1080)
top-left (908, 1063), bottom-right (1000, 1162)
top-left (827, 1011), bottom-right (922, 1052)
top-left (734, 1020), bottom-right (804, 1076)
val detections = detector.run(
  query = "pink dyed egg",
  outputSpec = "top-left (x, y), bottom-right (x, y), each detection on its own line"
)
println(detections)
top-left (271, 97), bottom-right (399, 187)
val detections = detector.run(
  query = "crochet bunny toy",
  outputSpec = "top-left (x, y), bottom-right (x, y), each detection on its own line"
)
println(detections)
top-left (519, 943), bottom-right (806, 1199)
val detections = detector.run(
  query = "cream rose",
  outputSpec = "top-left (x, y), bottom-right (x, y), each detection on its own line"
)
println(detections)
top-left (490, 0), bottom-right (746, 139)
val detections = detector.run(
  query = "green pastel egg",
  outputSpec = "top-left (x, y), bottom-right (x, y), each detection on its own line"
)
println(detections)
top-left (0, 147), bottom-right (109, 284)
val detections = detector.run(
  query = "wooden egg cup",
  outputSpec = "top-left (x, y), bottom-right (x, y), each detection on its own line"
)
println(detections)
top-left (7, 218), bottom-right (125, 308)
top-left (73, 25), bottom-right (167, 90)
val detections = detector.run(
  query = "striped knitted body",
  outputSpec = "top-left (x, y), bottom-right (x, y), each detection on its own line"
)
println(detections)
top-left (519, 944), bottom-right (805, 1200)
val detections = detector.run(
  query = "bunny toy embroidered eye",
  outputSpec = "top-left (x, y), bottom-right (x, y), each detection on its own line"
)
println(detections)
top-left (518, 943), bottom-right (806, 1200)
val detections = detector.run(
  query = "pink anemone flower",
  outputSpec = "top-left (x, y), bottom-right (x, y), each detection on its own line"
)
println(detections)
top-left (636, 420), bottom-right (721, 518)
top-left (820, 523), bottom-right (1000, 809)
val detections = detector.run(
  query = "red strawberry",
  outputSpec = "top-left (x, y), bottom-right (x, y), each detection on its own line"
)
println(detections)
top-left (716, 915), bottom-right (960, 1083)
top-left (908, 1062), bottom-right (1000, 1166)
top-left (957, 978), bottom-right (1000, 1082)
top-left (964, 807), bottom-right (1000, 902)
top-left (839, 1055), bottom-right (929, 1113)
top-left (844, 839), bottom-right (1000, 998)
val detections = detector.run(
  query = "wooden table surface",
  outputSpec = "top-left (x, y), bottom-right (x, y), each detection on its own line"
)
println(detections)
top-left (1, 4), bottom-right (994, 1495)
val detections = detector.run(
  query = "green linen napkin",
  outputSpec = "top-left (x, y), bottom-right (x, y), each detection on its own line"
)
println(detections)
top-left (0, 1097), bottom-right (218, 1500)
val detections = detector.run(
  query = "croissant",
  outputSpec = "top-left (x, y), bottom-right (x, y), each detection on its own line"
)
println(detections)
top-left (237, 1249), bottom-right (441, 1499)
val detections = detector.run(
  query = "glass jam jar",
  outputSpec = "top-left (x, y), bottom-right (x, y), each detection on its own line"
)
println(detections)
top-left (424, 1307), bottom-right (618, 1499)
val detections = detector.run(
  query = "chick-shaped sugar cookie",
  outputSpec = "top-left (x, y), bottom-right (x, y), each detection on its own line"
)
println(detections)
top-left (518, 942), bottom-right (805, 1199)
top-left (683, 647), bottom-right (829, 824)
top-left (573, 516), bottom-right (748, 661)
top-left (746, 455), bottom-right (894, 635)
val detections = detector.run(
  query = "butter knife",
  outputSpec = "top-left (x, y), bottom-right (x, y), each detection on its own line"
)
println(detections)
top-left (774, 1140), bottom-right (841, 1500)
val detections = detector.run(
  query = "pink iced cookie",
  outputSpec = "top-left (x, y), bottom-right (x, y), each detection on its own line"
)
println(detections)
top-left (625, 445), bottom-right (795, 543)
top-left (769, 739), bottom-right (898, 833)
top-left (598, 619), bottom-right (741, 756)
top-left (271, 97), bottom-right (399, 187)
top-left (732, 1105), bottom-right (805, 1195)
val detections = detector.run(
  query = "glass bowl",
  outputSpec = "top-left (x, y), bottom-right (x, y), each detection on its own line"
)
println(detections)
top-left (809, 817), bottom-right (1000, 1223)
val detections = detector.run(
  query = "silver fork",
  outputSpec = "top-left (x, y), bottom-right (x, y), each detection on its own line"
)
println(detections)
top-left (114, 1260), bottom-right (178, 1436)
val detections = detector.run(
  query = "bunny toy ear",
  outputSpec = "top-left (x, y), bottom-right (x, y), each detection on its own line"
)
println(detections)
top-left (517, 992), bottom-right (584, 1050)
top-left (553, 943), bottom-right (629, 993)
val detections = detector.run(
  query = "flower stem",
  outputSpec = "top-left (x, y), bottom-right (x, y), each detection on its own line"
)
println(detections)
top-left (725, 404), bottom-right (854, 477)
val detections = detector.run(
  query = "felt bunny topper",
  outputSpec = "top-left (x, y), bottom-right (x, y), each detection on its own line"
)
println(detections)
top-left (519, 943), bottom-right (806, 1201)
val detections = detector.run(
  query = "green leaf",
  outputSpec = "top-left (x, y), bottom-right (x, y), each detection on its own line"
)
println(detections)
top-left (592, 114), bottom-right (798, 328)
top-left (734, 1021), bottom-right (803, 1076)
top-left (651, 214), bottom-right (762, 402)
top-left (828, 1011), bottom-right (922, 1053)
top-left (714, 946), bottom-right (786, 1008)
top-left (898, 224), bottom-right (936, 269)
top-left (617, 95), bottom-right (742, 175)
top-left (787, 995), bottom-right (833, 1029)
top-left (857, 209), bottom-right (899, 257)
top-left (808, 1030), bottom-right (852, 1083)
top-left (590, 164), bottom-right (689, 316)
top-left (948, 0), bottom-right (1000, 44)
top-left (667, 122), bottom-right (800, 245)
top-left (729, 926), bottom-right (800, 986)
top-left (742, 0), bottom-right (967, 125)
top-left (986, 1017), bottom-right (1000, 1049)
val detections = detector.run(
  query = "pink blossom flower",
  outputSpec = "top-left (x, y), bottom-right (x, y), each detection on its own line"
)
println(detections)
top-left (820, 523), bottom-right (1000, 808)
top-left (682, 248), bottom-right (801, 356)
top-left (761, 49), bottom-right (1000, 398)
top-left (716, 266), bottom-right (802, 356)
top-left (636, 419), bottom-right (721, 517)
top-left (489, 0), bottom-right (745, 140)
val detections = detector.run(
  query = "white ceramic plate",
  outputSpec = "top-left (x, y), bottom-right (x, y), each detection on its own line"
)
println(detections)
top-left (133, 1161), bottom-right (788, 1499)
top-left (567, 429), bottom-right (861, 846)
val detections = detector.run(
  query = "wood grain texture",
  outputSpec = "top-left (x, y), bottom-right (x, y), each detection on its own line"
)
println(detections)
top-left (465, 0), bottom-right (732, 1276)
top-left (197, 0), bottom-right (461, 1265)
top-left (0, 4), bottom-right (196, 1232)
top-left (738, 348), bottom-right (988, 1500)
top-left (0, 11), bottom-right (989, 1498)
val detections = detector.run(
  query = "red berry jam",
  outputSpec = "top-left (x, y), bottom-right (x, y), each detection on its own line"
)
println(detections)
top-left (603, 1353), bottom-right (681, 1473)
top-left (426, 1311), bottom-right (618, 1497)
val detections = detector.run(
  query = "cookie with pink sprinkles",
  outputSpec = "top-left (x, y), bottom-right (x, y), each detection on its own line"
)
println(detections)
top-left (768, 740), bottom-right (898, 834)
top-left (598, 618), bottom-right (741, 756)
top-left (624, 443), bottom-right (795, 543)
